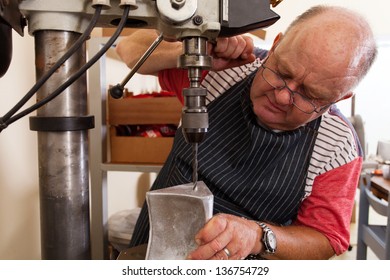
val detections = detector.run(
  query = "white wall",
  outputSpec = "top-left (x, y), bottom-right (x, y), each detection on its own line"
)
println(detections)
top-left (265, 0), bottom-right (389, 39)
top-left (0, 34), bottom-right (41, 259)
top-left (0, 1), bottom-right (389, 259)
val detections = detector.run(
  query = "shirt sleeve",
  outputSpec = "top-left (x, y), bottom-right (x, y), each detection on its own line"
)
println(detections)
top-left (294, 157), bottom-right (362, 255)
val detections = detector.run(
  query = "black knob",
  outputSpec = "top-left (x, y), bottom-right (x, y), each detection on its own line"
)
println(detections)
top-left (109, 84), bottom-right (124, 99)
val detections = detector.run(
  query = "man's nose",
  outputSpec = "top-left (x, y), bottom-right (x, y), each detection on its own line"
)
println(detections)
top-left (274, 87), bottom-right (293, 106)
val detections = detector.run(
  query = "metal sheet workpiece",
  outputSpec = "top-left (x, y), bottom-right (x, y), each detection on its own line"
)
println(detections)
top-left (145, 181), bottom-right (213, 260)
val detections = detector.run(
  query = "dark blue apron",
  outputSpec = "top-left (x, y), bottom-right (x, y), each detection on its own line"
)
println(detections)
top-left (130, 72), bottom-right (321, 247)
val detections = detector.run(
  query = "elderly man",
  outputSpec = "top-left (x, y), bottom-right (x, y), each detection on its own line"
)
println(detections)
top-left (116, 5), bottom-right (377, 259)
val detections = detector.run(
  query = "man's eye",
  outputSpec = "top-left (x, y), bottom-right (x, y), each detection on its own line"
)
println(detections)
top-left (278, 71), bottom-right (293, 81)
top-left (277, 71), bottom-right (288, 79)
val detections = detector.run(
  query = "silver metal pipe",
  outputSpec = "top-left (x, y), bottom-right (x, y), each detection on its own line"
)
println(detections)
top-left (34, 30), bottom-right (90, 259)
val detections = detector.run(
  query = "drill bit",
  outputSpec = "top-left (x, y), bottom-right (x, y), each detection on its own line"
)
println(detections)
top-left (192, 143), bottom-right (198, 190)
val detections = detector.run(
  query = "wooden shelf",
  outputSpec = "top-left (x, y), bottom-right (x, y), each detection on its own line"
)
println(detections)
top-left (101, 163), bottom-right (162, 173)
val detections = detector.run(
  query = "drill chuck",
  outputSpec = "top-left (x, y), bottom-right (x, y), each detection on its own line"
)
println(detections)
top-left (181, 87), bottom-right (208, 143)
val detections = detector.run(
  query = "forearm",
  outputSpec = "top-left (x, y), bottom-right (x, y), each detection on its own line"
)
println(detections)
top-left (262, 223), bottom-right (335, 260)
top-left (189, 214), bottom-right (335, 260)
top-left (116, 29), bottom-right (182, 75)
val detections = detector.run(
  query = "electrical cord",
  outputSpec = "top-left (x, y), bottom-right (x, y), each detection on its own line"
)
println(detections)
top-left (0, 5), bottom-right (103, 131)
top-left (1, 4), bottom-right (131, 132)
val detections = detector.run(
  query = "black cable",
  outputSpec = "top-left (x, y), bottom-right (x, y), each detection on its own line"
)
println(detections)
top-left (3, 5), bottom-right (131, 129)
top-left (0, 5), bottom-right (103, 125)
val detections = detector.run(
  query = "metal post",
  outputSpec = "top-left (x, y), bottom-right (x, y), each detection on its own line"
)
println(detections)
top-left (34, 30), bottom-right (90, 259)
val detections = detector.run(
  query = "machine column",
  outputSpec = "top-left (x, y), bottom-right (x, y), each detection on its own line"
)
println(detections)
top-left (33, 30), bottom-right (90, 259)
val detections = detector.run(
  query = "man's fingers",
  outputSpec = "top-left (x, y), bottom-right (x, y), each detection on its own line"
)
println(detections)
top-left (213, 36), bottom-right (254, 60)
top-left (195, 214), bottom-right (227, 245)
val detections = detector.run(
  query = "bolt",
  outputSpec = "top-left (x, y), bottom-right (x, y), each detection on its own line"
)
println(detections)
top-left (171, 0), bottom-right (185, 10)
top-left (192, 15), bottom-right (203, 26)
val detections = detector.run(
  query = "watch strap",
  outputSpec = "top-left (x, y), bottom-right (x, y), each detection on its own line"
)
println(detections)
top-left (245, 220), bottom-right (277, 259)
top-left (255, 221), bottom-right (277, 255)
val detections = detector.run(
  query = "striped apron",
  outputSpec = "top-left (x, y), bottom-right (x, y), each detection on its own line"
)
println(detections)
top-left (130, 72), bottom-right (321, 247)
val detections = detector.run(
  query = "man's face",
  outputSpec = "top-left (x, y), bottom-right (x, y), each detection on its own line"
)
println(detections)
top-left (250, 30), bottom-right (357, 131)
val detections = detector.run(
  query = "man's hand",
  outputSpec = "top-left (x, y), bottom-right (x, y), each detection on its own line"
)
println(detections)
top-left (187, 213), bottom-right (262, 260)
top-left (209, 35), bottom-right (256, 71)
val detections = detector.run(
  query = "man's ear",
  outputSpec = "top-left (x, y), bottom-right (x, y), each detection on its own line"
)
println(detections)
top-left (270, 32), bottom-right (283, 52)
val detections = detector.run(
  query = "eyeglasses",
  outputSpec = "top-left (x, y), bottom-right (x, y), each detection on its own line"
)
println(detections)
top-left (260, 57), bottom-right (334, 114)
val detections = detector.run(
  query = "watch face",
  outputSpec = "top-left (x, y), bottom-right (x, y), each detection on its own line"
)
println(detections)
top-left (267, 232), bottom-right (277, 249)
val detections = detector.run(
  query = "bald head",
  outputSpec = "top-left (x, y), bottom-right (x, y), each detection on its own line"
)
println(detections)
top-left (281, 5), bottom-right (377, 89)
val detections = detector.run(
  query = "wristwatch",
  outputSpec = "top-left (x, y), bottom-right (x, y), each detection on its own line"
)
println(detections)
top-left (257, 222), bottom-right (277, 255)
